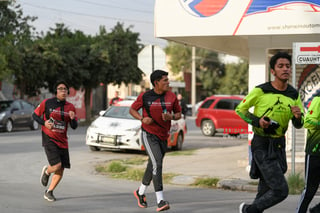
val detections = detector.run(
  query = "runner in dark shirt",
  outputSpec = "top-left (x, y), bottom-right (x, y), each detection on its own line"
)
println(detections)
top-left (130, 70), bottom-right (181, 212)
top-left (33, 80), bottom-right (78, 202)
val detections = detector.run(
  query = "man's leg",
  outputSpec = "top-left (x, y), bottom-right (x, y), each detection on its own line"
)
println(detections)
top-left (296, 155), bottom-right (320, 213)
top-left (47, 163), bottom-right (64, 191)
top-left (252, 149), bottom-right (288, 211)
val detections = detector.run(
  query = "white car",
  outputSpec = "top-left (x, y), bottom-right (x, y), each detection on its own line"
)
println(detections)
top-left (86, 100), bottom-right (186, 151)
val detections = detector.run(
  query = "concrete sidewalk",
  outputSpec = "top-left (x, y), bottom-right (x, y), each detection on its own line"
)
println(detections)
top-left (163, 141), bottom-right (258, 191)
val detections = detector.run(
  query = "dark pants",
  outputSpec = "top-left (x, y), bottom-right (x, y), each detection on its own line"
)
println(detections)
top-left (296, 154), bottom-right (320, 213)
top-left (250, 135), bottom-right (289, 212)
top-left (141, 130), bottom-right (167, 192)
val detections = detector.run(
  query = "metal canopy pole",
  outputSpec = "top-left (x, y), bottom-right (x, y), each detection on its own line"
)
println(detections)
top-left (291, 43), bottom-right (297, 175)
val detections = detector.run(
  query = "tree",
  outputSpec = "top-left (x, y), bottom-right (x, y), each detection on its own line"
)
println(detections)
top-left (104, 23), bottom-right (143, 85)
top-left (41, 23), bottom-right (142, 122)
top-left (165, 42), bottom-right (225, 96)
top-left (164, 42), bottom-right (192, 74)
top-left (0, 1), bottom-right (37, 97)
top-left (217, 60), bottom-right (248, 95)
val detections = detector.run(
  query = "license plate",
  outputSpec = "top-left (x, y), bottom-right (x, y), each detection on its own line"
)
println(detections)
top-left (99, 135), bottom-right (116, 145)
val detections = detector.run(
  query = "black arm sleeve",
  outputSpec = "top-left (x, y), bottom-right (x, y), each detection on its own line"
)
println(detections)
top-left (70, 119), bottom-right (78, 129)
top-left (32, 112), bottom-right (45, 126)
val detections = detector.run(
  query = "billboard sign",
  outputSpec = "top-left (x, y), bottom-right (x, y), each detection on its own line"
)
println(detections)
top-left (155, 0), bottom-right (320, 37)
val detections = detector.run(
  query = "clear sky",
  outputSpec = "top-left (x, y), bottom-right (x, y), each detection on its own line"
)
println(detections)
top-left (17, 0), bottom-right (167, 47)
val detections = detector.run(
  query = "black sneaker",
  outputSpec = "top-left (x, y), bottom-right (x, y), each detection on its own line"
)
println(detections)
top-left (133, 189), bottom-right (147, 208)
top-left (157, 200), bottom-right (170, 212)
top-left (239, 202), bottom-right (249, 213)
top-left (310, 203), bottom-right (320, 213)
top-left (40, 166), bottom-right (50, 187)
top-left (44, 190), bottom-right (56, 202)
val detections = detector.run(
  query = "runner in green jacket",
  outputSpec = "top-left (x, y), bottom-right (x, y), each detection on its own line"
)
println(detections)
top-left (297, 96), bottom-right (320, 213)
top-left (237, 52), bottom-right (304, 213)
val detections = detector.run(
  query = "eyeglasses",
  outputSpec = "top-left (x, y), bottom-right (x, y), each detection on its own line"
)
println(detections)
top-left (57, 87), bottom-right (68, 91)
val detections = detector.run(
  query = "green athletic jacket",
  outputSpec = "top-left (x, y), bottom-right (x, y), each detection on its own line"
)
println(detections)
top-left (235, 82), bottom-right (304, 138)
top-left (304, 96), bottom-right (320, 155)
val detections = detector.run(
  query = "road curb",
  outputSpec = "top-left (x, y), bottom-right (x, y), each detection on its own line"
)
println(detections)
top-left (170, 175), bottom-right (258, 192)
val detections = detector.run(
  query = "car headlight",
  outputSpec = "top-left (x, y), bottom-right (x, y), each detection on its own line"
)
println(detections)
top-left (0, 112), bottom-right (5, 120)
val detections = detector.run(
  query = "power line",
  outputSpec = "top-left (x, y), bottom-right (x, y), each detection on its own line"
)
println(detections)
top-left (21, 2), bottom-right (153, 25)
top-left (73, 0), bottom-right (153, 14)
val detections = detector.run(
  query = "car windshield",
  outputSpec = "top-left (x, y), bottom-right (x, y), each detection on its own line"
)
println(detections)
top-left (103, 106), bottom-right (135, 120)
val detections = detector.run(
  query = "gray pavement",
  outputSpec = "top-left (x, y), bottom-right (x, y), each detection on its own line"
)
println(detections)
top-left (162, 132), bottom-right (305, 192)
top-left (165, 140), bottom-right (257, 191)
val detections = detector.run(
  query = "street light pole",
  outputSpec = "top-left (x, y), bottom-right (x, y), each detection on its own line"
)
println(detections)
top-left (192, 46), bottom-right (196, 116)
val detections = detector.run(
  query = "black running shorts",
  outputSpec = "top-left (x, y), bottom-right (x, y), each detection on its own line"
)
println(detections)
top-left (44, 141), bottom-right (70, 169)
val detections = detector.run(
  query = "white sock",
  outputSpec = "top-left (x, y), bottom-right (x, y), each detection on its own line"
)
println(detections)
top-left (138, 184), bottom-right (147, 195)
top-left (156, 191), bottom-right (164, 204)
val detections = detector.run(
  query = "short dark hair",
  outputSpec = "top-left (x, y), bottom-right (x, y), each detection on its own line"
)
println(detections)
top-left (150, 70), bottom-right (168, 87)
top-left (54, 80), bottom-right (69, 94)
top-left (269, 52), bottom-right (291, 70)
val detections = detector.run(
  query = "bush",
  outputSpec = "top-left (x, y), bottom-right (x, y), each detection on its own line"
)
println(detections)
top-left (107, 161), bottom-right (127, 173)
top-left (193, 177), bottom-right (220, 188)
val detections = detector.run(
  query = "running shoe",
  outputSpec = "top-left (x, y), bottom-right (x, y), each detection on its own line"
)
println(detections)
top-left (44, 190), bottom-right (56, 202)
top-left (40, 165), bottom-right (50, 187)
top-left (133, 189), bottom-right (147, 208)
top-left (239, 202), bottom-right (249, 213)
top-left (157, 200), bottom-right (170, 212)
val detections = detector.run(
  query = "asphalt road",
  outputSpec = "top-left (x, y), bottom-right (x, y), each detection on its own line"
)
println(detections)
top-left (0, 118), bottom-right (310, 212)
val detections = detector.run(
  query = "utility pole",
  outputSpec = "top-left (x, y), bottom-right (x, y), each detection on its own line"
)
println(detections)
top-left (192, 46), bottom-right (196, 116)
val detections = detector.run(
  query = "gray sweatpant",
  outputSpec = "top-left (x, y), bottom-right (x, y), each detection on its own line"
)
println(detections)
top-left (141, 130), bottom-right (167, 192)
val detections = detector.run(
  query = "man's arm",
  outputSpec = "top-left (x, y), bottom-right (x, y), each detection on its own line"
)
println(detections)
top-left (129, 107), bottom-right (153, 125)
top-left (32, 112), bottom-right (45, 126)
top-left (304, 97), bottom-right (320, 130)
top-left (235, 88), bottom-right (261, 128)
top-left (69, 110), bottom-right (78, 129)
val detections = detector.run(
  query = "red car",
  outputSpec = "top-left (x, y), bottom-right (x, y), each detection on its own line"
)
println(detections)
top-left (195, 95), bottom-right (248, 136)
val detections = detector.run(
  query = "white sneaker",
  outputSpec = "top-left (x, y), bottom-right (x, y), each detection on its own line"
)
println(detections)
top-left (239, 202), bottom-right (245, 213)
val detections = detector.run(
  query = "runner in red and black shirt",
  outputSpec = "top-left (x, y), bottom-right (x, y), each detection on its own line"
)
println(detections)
top-left (130, 70), bottom-right (181, 212)
top-left (33, 80), bottom-right (78, 202)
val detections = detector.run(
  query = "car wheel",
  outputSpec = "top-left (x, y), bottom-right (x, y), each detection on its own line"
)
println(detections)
top-left (30, 120), bottom-right (39, 130)
top-left (201, 120), bottom-right (215, 136)
top-left (5, 119), bottom-right (13, 132)
top-left (172, 132), bottom-right (183, 151)
top-left (89, 146), bottom-right (101, 151)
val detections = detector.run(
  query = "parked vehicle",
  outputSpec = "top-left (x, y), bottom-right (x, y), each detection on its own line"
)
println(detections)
top-left (186, 100), bottom-right (204, 116)
top-left (86, 100), bottom-right (186, 152)
top-left (195, 95), bottom-right (248, 136)
top-left (0, 100), bottom-right (38, 132)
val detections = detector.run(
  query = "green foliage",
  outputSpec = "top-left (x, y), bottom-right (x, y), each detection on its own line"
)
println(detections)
top-left (104, 23), bottom-right (143, 85)
top-left (287, 173), bottom-right (305, 195)
top-left (193, 177), bottom-right (220, 188)
top-left (164, 42), bottom-right (192, 74)
top-left (0, 1), bottom-right (142, 122)
top-left (166, 149), bottom-right (196, 156)
top-left (217, 60), bottom-right (248, 95)
top-left (121, 157), bottom-right (148, 165)
top-left (107, 161), bottom-right (127, 173)
top-left (165, 42), bottom-right (226, 95)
